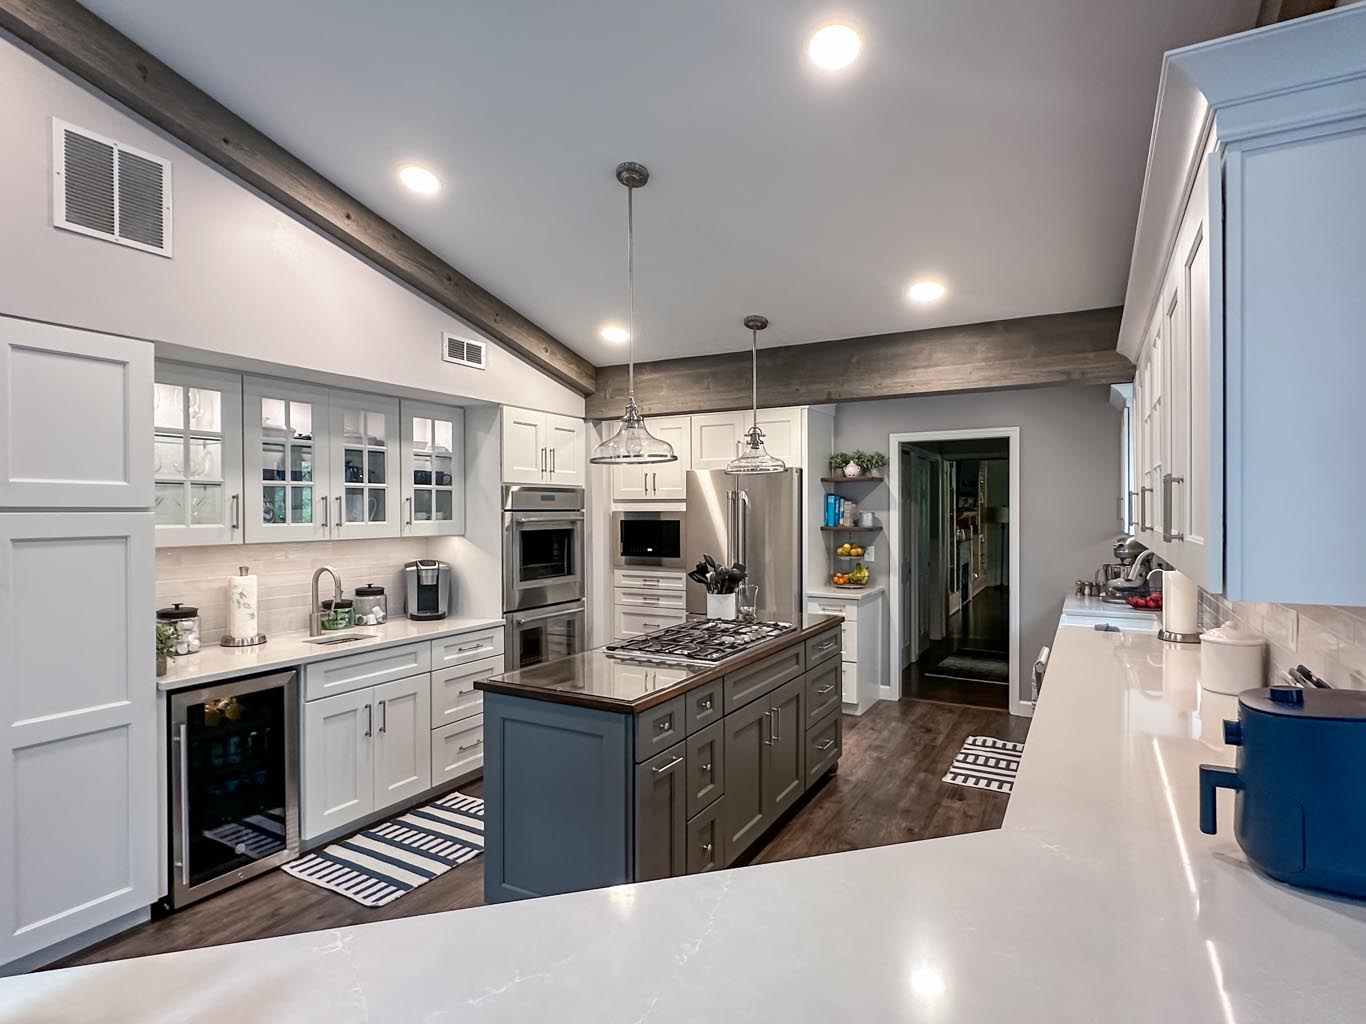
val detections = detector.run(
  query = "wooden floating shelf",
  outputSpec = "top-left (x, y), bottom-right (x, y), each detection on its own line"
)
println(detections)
top-left (820, 525), bottom-right (881, 533)
top-left (820, 476), bottom-right (884, 484)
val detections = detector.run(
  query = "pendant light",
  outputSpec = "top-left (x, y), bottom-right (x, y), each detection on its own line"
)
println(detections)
top-left (589, 162), bottom-right (677, 466)
top-left (725, 315), bottom-right (787, 474)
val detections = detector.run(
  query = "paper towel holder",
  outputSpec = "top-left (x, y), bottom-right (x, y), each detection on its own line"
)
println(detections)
top-left (221, 565), bottom-right (268, 648)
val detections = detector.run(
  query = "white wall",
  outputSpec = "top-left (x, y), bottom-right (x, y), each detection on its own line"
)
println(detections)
top-left (833, 385), bottom-right (1121, 704)
top-left (0, 33), bottom-right (583, 417)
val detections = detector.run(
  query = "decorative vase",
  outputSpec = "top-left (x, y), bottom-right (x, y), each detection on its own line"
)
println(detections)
top-left (156, 654), bottom-right (168, 677)
top-left (707, 593), bottom-right (738, 621)
top-left (843, 460), bottom-right (862, 478)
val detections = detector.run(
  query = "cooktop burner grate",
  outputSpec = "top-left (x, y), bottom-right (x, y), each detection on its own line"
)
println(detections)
top-left (605, 619), bottom-right (795, 665)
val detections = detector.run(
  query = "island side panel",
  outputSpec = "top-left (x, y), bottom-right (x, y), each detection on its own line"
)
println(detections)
top-left (483, 693), bottom-right (635, 903)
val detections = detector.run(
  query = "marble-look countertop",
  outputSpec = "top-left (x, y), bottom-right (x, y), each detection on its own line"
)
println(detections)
top-left (475, 615), bottom-right (842, 713)
top-left (1062, 591), bottom-right (1162, 620)
top-left (806, 584), bottom-right (885, 600)
top-left (9, 608), bottom-right (1366, 1022)
top-left (156, 615), bottom-right (505, 691)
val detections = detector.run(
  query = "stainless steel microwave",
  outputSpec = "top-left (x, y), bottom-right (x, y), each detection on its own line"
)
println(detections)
top-left (612, 510), bottom-right (685, 569)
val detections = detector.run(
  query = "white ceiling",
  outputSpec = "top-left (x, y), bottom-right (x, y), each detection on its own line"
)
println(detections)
top-left (80, 0), bottom-right (1257, 366)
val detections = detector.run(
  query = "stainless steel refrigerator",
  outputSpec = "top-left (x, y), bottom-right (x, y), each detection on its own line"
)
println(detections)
top-left (684, 469), bottom-right (803, 623)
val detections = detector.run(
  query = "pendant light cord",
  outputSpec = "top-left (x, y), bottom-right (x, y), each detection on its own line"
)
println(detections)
top-left (751, 326), bottom-right (758, 430)
top-left (626, 184), bottom-right (636, 405)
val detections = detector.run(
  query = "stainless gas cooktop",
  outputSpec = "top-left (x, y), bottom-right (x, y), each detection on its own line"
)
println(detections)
top-left (604, 619), bottom-right (795, 666)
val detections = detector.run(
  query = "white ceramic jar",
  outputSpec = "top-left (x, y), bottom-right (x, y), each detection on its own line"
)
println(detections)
top-left (1200, 621), bottom-right (1267, 695)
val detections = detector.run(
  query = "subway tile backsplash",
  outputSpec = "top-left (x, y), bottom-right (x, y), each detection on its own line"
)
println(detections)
top-left (157, 538), bottom-right (440, 638)
top-left (1198, 591), bottom-right (1366, 691)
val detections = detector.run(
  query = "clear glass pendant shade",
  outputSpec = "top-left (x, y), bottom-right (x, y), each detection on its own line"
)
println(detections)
top-left (726, 315), bottom-right (785, 474)
top-left (590, 162), bottom-right (677, 466)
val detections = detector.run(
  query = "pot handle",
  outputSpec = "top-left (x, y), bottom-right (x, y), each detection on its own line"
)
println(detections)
top-left (1199, 764), bottom-right (1242, 834)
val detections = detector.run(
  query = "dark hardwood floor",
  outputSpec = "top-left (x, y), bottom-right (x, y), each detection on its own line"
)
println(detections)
top-left (905, 585), bottom-right (1011, 708)
top-left (55, 699), bottom-right (1029, 970)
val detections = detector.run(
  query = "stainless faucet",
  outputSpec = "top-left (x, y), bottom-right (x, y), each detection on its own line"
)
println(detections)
top-left (310, 565), bottom-right (342, 636)
top-left (1126, 548), bottom-right (1158, 581)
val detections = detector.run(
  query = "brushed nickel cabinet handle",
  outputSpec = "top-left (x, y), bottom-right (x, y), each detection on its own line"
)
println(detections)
top-left (406, 496), bottom-right (413, 526)
top-left (656, 717), bottom-right (673, 733)
top-left (336, 495), bottom-right (342, 528)
top-left (457, 739), bottom-right (483, 753)
top-left (816, 685), bottom-right (835, 695)
top-left (651, 755), bottom-right (683, 774)
top-left (378, 699), bottom-right (387, 734)
top-left (816, 639), bottom-right (837, 652)
top-left (363, 703), bottom-right (372, 738)
top-left (701, 841), bottom-right (713, 853)
top-left (698, 696), bottom-right (714, 711)
top-left (701, 761), bottom-right (713, 773)
top-left (815, 739), bottom-right (835, 751)
top-left (230, 493), bottom-right (240, 530)
top-left (773, 706), bottom-right (781, 742)
top-left (320, 494), bottom-right (329, 528)
top-left (762, 710), bottom-right (772, 746)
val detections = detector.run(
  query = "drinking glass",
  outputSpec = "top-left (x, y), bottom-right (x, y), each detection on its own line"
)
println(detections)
top-left (737, 583), bottom-right (759, 622)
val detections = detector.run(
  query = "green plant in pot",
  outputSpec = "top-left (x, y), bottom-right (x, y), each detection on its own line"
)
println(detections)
top-left (853, 450), bottom-right (887, 476)
top-left (156, 621), bottom-right (178, 678)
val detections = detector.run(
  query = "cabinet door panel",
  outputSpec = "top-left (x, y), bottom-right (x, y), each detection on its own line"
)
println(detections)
top-left (401, 400), bottom-right (465, 537)
top-left (432, 715), bottom-right (484, 785)
top-left (502, 408), bottom-right (545, 484)
top-left (648, 417), bottom-right (691, 498)
top-left (634, 741), bottom-right (687, 882)
top-left (153, 363), bottom-right (244, 547)
top-left (685, 721), bottom-right (724, 819)
top-left (302, 687), bottom-right (374, 840)
top-left (690, 413), bottom-right (744, 470)
top-left (244, 377), bottom-right (330, 543)
top-left (720, 698), bottom-right (770, 864)
top-left (0, 512), bottom-right (156, 963)
top-left (0, 317), bottom-right (153, 510)
top-left (331, 390), bottom-right (401, 540)
top-left (686, 798), bottom-right (723, 874)
top-left (373, 674), bottom-right (431, 810)
top-left (751, 408), bottom-right (802, 467)
top-left (765, 676), bottom-right (806, 818)
top-left (545, 414), bottom-right (584, 486)
top-left (431, 656), bottom-right (501, 728)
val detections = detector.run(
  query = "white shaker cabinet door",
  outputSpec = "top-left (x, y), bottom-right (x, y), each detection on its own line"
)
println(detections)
top-left (0, 512), bottom-right (157, 966)
top-left (545, 414), bottom-right (585, 486)
top-left (330, 390), bottom-right (401, 540)
top-left (153, 363), bottom-right (244, 547)
top-left (243, 377), bottom-right (331, 543)
top-left (0, 316), bottom-right (153, 510)
top-left (501, 407), bottom-right (546, 484)
top-left (372, 674), bottom-right (431, 811)
top-left (302, 687), bottom-right (375, 840)
top-left (690, 412), bottom-right (745, 470)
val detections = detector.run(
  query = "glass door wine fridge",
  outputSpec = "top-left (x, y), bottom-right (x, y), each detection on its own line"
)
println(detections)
top-left (167, 670), bottom-right (300, 908)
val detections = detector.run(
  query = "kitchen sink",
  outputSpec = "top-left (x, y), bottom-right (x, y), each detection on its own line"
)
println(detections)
top-left (301, 632), bottom-right (376, 645)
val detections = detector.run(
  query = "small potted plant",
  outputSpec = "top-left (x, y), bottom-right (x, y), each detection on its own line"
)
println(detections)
top-left (854, 450), bottom-right (887, 477)
top-left (829, 452), bottom-right (864, 477)
top-left (156, 621), bottom-right (179, 677)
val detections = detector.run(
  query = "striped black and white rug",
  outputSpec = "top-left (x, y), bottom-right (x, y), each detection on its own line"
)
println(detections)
top-left (942, 736), bottom-right (1024, 793)
top-left (283, 791), bottom-right (484, 907)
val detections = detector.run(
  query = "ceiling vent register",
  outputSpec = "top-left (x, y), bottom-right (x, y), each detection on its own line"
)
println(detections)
top-left (442, 332), bottom-right (487, 370)
top-left (52, 119), bottom-right (172, 257)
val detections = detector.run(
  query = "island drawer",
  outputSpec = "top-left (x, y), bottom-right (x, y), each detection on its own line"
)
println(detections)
top-left (723, 644), bottom-right (805, 713)
top-left (685, 679), bottom-right (723, 735)
top-left (613, 569), bottom-right (685, 590)
top-left (684, 721), bottom-right (724, 819)
top-left (616, 588), bottom-right (686, 610)
top-left (431, 655), bottom-right (503, 728)
top-left (431, 628), bottom-right (504, 670)
top-left (805, 658), bottom-right (841, 724)
top-left (806, 708), bottom-right (841, 784)
top-left (432, 715), bottom-right (484, 785)
top-left (686, 797), bottom-right (724, 874)
top-left (635, 695), bottom-right (686, 761)
top-left (805, 628), bottom-right (841, 668)
top-left (302, 641), bottom-right (431, 701)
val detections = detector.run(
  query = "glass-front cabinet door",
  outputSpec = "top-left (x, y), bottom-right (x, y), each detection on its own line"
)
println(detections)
top-left (243, 377), bottom-right (330, 543)
top-left (329, 391), bottom-right (400, 539)
top-left (153, 364), bottom-right (244, 547)
top-left (400, 400), bottom-right (465, 537)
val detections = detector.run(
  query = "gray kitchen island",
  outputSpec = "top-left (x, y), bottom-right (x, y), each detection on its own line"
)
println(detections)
top-left (475, 616), bottom-right (844, 902)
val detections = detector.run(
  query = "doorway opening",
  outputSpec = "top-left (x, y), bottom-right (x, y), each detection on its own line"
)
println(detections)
top-left (888, 429), bottom-right (1022, 714)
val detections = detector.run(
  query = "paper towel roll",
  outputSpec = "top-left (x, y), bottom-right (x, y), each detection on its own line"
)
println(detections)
top-left (227, 570), bottom-right (259, 640)
top-left (1163, 569), bottom-right (1199, 637)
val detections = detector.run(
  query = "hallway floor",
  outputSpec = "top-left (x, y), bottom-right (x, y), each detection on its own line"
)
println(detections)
top-left (906, 585), bottom-right (1011, 708)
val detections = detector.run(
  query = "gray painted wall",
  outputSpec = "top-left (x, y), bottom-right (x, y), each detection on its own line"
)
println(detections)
top-left (0, 33), bottom-right (582, 416)
top-left (832, 385), bottom-right (1121, 704)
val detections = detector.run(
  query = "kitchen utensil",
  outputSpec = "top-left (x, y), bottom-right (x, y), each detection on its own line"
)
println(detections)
top-left (1289, 664), bottom-right (1331, 689)
top-left (157, 602), bottom-right (200, 655)
top-left (1200, 621), bottom-right (1267, 694)
top-left (353, 584), bottom-right (388, 626)
top-left (1200, 684), bottom-right (1366, 898)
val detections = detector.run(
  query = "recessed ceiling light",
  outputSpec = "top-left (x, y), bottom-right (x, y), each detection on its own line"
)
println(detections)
top-left (907, 279), bottom-right (947, 304)
top-left (599, 324), bottom-right (630, 344)
top-left (808, 24), bottom-right (861, 70)
top-left (397, 164), bottom-right (440, 196)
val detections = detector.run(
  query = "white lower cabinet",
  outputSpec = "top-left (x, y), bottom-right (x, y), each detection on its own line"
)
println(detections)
top-left (302, 672), bottom-right (432, 841)
top-left (807, 589), bottom-right (885, 713)
top-left (433, 714), bottom-right (485, 786)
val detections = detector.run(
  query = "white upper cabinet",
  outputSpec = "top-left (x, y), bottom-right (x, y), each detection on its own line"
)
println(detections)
top-left (501, 406), bottom-right (585, 486)
top-left (0, 317), bottom-right (152, 510)
top-left (330, 390), bottom-right (401, 540)
top-left (153, 363), bottom-right (244, 547)
top-left (1119, 7), bottom-right (1366, 603)
top-left (612, 415), bottom-right (691, 500)
top-left (690, 408), bottom-right (804, 472)
top-left (400, 400), bottom-right (465, 537)
top-left (243, 377), bottom-right (331, 543)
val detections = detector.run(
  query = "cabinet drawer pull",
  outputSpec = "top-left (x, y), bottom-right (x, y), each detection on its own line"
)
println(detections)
top-left (656, 717), bottom-right (674, 733)
top-left (700, 762), bottom-right (713, 773)
top-left (762, 710), bottom-right (772, 746)
top-left (816, 685), bottom-right (835, 695)
top-left (698, 696), bottom-right (714, 712)
top-left (701, 841), bottom-right (713, 853)
top-left (817, 604), bottom-right (840, 613)
top-left (816, 639), bottom-right (837, 652)
top-left (640, 595), bottom-right (662, 602)
top-left (457, 683), bottom-right (476, 695)
top-left (457, 739), bottom-right (483, 753)
top-left (455, 642), bottom-right (485, 653)
top-left (815, 739), bottom-right (835, 751)
top-left (770, 707), bottom-right (780, 743)
top-left (650, 755), bottom-right (683, 774)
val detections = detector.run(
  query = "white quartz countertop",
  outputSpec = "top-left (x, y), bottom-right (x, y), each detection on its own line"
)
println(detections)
top-left (806, 584), bottom-right (885, 600)
top-left (156, 616), bottom-right (505, 690)
top-left (1061, 592), bottom-right (1161, 620)
top-left (12, 603), bottom-right (1366, 1021)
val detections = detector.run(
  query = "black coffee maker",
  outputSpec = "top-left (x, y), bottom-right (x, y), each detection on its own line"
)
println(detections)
top-left (404, 559), bottom-right (450, 620)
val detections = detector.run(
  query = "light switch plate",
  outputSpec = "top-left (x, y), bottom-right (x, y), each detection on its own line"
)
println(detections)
top-left (864, 545), bottom-right (875, 562)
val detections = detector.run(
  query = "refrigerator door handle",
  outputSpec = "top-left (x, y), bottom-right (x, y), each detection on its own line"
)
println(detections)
top-left (735, 489), bottom-right (750, 569)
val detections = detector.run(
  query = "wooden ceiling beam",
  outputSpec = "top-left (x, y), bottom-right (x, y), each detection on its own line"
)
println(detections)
top-left (586, 307), bottom-right (1132, 419)
top-left (0, 0), bottom-right (598, 395)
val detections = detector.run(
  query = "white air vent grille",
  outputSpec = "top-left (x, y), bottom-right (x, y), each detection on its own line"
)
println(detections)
top-left (53, 119), bottom-right (172, 257)
top-left (442, 332), bottom-right (487, 370)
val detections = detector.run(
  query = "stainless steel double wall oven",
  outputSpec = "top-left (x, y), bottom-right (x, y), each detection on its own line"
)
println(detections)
top-left (502, 485), bottom-right (586, 669)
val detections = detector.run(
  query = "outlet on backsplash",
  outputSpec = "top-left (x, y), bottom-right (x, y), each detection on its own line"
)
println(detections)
top-left (1199, 590), bottom-right (1366, 691)
top-left (156, 538), bottom-right (446, 638)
